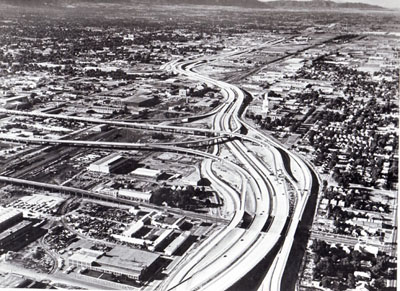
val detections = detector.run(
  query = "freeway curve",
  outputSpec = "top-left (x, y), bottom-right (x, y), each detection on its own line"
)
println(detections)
top-left (162, 61), bottom-right (281, 291)
top-left (0, 44), bottom-right (318, 290)
top-left (160, 51), bottom-right (314, 291)
top-left (159, 52), bottom-right (318, 290)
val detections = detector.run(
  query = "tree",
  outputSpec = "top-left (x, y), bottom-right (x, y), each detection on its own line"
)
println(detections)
top-left (178, 191), bottom-right (190, 208)
top-left (32, 247), bottom-right (43, 260)
top-left (373, 277), bottom-right (386, 289)
top-left (351, 250), bottom-right (363, 262)
top-left (371, 264), bottom-right (382, 277)
top-left (320, 277), bottom-right (331, 288)
top-left (340, 257), bottom-right (353, 271)
top-left (316, 259), bottom-right (334, 276)
top-left (331, 281), bottom-right (343, 291)
top-left (347, 273), bottom-right (356, 289)
top-left (151, 187), bottom-right (171, 205)
top-left (311, 240), bottom-right (329, 256)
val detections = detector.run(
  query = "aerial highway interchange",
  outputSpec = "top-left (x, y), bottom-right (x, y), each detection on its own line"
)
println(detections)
top-left (0, 2), bottom-right (398, 290)
top-left (0, 45), bottom-right (318, 291)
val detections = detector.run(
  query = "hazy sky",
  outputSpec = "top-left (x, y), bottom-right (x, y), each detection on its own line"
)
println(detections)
top-left (335, 0), bottom-right (400, 9)
top-left (259, 0), bottom-right (400, 9)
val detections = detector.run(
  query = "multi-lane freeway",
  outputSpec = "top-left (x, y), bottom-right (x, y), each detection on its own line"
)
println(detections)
top-left (158, 53), bottom-right (316, 291)
top-left (0, 43), bottom-right (318, 291)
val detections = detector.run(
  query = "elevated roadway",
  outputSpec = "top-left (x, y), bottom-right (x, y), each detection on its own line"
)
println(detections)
top-left (161, 51), bottom-right (318, 291)
top-left (162, 51), bottom-right (295, 291)
top-left (0, 40), bottom-right (318, 291)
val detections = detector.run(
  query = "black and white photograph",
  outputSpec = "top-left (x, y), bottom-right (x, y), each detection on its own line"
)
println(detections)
top-left (0, 0), bottom-right (397, 290)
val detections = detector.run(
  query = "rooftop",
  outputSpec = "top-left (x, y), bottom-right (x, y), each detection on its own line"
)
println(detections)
top-left (69, 248), bottom-right (105, 265)
top-left (91, 153), bottom-right (123, 167)
top-left (0, 208), bottom-right (22, 224)
top-left (118, 189), bottom-right (152, 200)
top-left (0, 220), bottom-right (32, 241)
top-left (95, 245), bottom-right (160, 275)
top-left (131, 168), bottom-right (162, 178)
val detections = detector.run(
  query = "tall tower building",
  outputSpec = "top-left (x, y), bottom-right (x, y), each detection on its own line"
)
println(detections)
top-left (262, 91), bottom-right (269, 114)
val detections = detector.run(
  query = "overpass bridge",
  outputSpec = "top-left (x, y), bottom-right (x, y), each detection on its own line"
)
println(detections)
top-left (0, 38), bottom-right (320, 291)
top-left (0, 175), bottom-right (231, 225)
top-left (0, 135), bottom-right (232, 150)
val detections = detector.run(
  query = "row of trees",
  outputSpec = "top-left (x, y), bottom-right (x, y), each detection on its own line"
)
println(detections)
top-left (311, 240), bottom-right (394, 290)
top-left (151, 186), bottom-right (211, 209)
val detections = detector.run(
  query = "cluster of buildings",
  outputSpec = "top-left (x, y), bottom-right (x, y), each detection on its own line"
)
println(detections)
top-left (290, 36), bottom-right (397, 290)
top-left (6, 194), bottom-right (64, 218)
top-left (87, 153), bottom-right (128, 174)
top-left (317, 193), bottom-right (393, 246)
top-left (0, 16), bottom-right (228, 124)
top-left (87, 153), bottom-right (169, 203)
top-left (239, 32), bottom-right (398, 290)
top-left (0, 208), bottom-right (45, 253)
top-left (68, 245), bottom-right (160, 282)
top-left (112, 211), bottom-right (193, 256)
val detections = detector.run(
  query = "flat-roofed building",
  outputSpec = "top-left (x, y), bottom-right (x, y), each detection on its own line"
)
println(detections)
top-left (0, 220), bottom-right (33, 249)
top-left (123, 220), bottom-right (145, 238)
top-left (0, 273), bottom-right (30, 288)
top-left (118, 189), bottom-right (152, 203)
top-left (68, 246), bottom-right (160, 281)
top-left (111, 234), bottom-right (153, 246)
top-left (122, 96), bottom-right (158, 107)
top-left (97, 246), bottom-right (160, 280)
top-left (131, 168), bottom-right (162, 179)
top-left (87, 153), bottom-right (127, 174)
top-left (0, 208), bottom-right (23, 233)
top-left (148, 229), bottom-right (174, 252)
top-left (68, 248), bottom-right (104, 268)
top-left (0, 95), bottom-right (28, 105)
top-left (164, 231), bottom-right (191, 256)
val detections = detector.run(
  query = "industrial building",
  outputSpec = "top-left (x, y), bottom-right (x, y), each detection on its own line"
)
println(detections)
top-left (0, 95), bottom-right (29, 106)
top-left (113, 212), bottom-right (153, 245)
top-left (122, 96), bottom-right (158, 107)
top-left (0, 273), bottom-right (47, 288)
top-left (68, 246), bottom-right (160, 281)
top-left (111, 234), bottom-right (152, 247)
top-left (0, 208), bottom-right (45, 253)
top-left (0, 208), bottom-right (23, 232)
top-left (112, 211), bottom-right (181, 253)
top-left (68, 248), bottom-right (104, 268)
top-left (87, 153), bottom-right (128, 174)
top-left (0, 220), bottom-right (33, 249)
top-left (117, 189), bottom-right (152, 203)
top-left (164, 231), bottom-right (191, 256)
top-left (148, 229), bottom-right (174, 252)
top-left (130, 168), bottom-right (162, 179)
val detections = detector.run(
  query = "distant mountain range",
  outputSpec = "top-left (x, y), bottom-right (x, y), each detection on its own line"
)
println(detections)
top-left (0, 0), bottom-right (386, 10)
top-left (260, 0), bottom-right (385, 10)
top-left (145, 0), bottom-right (385, 10)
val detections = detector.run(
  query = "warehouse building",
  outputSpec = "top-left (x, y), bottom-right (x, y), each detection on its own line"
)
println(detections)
top-left (123, 212), bottom-right (153, 238)
top-left (111, 234), bottom-right (152, 247)
top-left (0, 208), bottom-right (23, 233)
top-left (148, 229), bottom-right (174, 252)
top-left (68, 246), bottom-right (160, 281)
top-left (68, 248), bottom-right (104, 268)
top-left (164, 231), bottom-right (191, 256)
top-left (0, 220), bottom-right (33, 249)
top-left (130, 168), bottom-right (162, 179)
top-left (122, 96), bottom-right (158, 107)
top-left (117, 189), bottom-right (152, 203)
top-left (0, 208), bottom-right (45, 253)
top-left (87, 153), bottom-right (128, 174)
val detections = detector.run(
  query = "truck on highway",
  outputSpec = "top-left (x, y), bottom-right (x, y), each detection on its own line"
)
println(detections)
top-left (64, 265), bottom-right (75, 274)
top-left (57, 258), bottom-right (64, 270)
